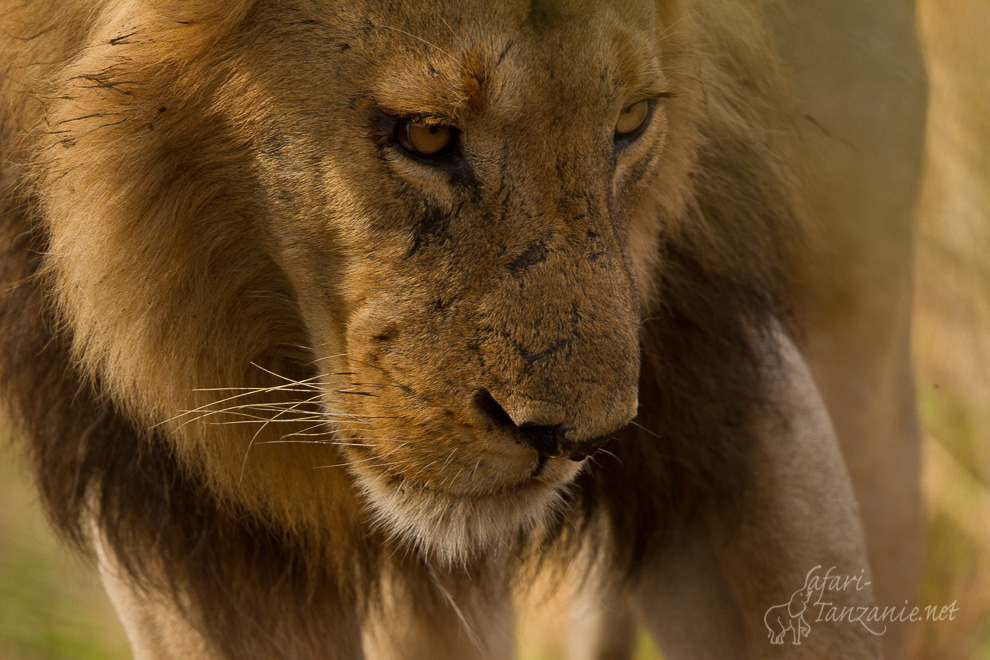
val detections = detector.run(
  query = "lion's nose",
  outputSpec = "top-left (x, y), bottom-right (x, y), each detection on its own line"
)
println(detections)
top-left (515, 423), bottom-right (614, 462)
top-left (472, 389), bottom-right (625, 461)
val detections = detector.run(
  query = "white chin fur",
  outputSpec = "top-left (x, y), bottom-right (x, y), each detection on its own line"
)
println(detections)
top-left (356, 473), bottom-right (570, 566)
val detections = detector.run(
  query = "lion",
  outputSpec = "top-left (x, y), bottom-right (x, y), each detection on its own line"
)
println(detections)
top-left (0, 0), bottom-right (926, 658)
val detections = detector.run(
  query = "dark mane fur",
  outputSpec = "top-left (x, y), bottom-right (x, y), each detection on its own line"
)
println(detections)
top-left (0, 214), bottom-right (368, 657)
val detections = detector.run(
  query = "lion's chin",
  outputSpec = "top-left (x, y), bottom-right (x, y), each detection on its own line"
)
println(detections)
top-left (355, 470), bottom-right (577, 566)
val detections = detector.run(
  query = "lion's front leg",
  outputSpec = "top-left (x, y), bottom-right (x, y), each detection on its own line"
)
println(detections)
top-left (630, 330), bottom-right (881, 659)
top-left (97, 558), bottom-right (216, 660)
top-left (563, 563), bottom-right (638, 660)
top-left (361, 554), bottom-right (515, 660)
top-left (94, 527), bottom-right (367, 660)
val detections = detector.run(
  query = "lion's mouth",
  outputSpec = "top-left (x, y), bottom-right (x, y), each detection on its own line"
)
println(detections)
top-left (323, 379), bottom-right (599, 561)
top-left (530, 454), bottom-right (549, 478)
top-left (361, 449), bottom-right (583, 500)
top-left (346, 444), bottom-right (583, 563)
top-left (529, 451), bottom-right (588, 478)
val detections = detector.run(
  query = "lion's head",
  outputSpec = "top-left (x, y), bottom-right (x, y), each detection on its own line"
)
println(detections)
top-left (264, 2), bottom-right (673, 557)
top-left (28, 0), bottom-right (789, 567)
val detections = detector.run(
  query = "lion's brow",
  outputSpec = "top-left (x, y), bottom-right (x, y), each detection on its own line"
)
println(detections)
top-left (374, 39), bottom-right (507, 120)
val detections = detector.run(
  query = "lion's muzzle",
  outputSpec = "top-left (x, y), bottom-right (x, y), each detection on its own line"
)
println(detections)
top-left (468, 228), bottom-right (642, 457)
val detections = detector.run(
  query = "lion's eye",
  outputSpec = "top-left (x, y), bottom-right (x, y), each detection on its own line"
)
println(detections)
top-left (614, 100), bottom-right (650, 141)
top-left (395, 121), bottom-right (457, 159)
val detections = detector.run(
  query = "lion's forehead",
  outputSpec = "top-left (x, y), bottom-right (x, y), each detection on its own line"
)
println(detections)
top-left (305, 0), bottom-right (662, 116)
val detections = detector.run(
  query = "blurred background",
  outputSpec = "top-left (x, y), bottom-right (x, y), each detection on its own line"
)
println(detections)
top-left (910, 0), bottom-right (990, 657)
top-left (2, 1), bottom-right (988, 658)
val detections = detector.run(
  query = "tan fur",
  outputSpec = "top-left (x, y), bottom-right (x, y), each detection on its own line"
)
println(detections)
top-left (771, 3), bottom-right (927, 656)
top-left (0, 0), bottom-right (924, 658)
top-left (629, 328), bottom-right (881, 658)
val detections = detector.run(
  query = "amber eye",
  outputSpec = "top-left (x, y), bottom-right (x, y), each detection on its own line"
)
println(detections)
top-left (395, 121), bottom-right (457, 158)
top-left (615, 99), bottom-right (650, 140)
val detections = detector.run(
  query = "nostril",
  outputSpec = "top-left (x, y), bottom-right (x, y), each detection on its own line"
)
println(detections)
top-left (472, 389), bottom-right (516, 431)
top-left (473, 389), bottom-right (566, 456)
top-left (517, 423), bottom-right (564, 457)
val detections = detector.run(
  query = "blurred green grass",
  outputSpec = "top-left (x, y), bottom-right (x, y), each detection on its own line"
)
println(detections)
top-left (0, 1), bottom-right (987, 659)
top-left (0, 452), bottom-right (130, 660)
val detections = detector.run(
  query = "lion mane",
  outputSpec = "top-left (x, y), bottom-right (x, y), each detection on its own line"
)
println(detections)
top-left (1, 1), bottom-right (923, 658)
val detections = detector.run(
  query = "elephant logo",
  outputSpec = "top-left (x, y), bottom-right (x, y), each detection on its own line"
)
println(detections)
top-left (764, 567), bottom-right (818, 645)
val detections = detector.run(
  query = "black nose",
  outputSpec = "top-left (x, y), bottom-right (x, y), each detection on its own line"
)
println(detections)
top-left (515, 423), bottom-right (613, 462)
top-left (473, 389), bottom-right (616, 461)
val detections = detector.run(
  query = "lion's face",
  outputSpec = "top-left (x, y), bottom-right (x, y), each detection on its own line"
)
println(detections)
top-left (40, 0), bottom-right (672, 562)
top-left (243, 2), bottom-right (666, 556)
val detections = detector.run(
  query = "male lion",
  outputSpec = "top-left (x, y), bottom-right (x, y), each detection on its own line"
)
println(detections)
top-left (0, 0), bottom-right (925, 658)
